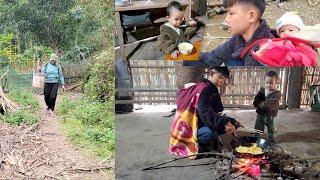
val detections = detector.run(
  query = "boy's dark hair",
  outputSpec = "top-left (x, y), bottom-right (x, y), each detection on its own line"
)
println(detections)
top-left (166, 1), bottom-right (183, 16)
top-left (266, 70), bottom-right (278, 79)
top-left (209, 67), bottom-right (230, 78)
top-left (223, 0), bottom-right (266, 17)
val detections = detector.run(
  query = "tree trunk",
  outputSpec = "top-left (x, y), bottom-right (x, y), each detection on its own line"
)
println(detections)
top-left (287, 67), bottom-right (305, 109)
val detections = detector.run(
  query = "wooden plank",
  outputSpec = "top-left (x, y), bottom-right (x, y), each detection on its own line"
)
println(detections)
top-left (114, 36), bottom-right (159, 50)
top-left (134, 94), bottom-right (176, 97)
top-left (115, 11), bottom-right (126, 61)
top-left (154, 17), bottom-right (167, 24)
top-left (134, 94), bottom-right (258, 97)
top-left (207, 0), bottom-right (223, 7)
top-left (116, 99), bottom-right (176, 104)
top-left (116, 99), bottom-right (287, 110)
top-left (115, 0), bottom-right (193, 12)
top-left (130, 65), bottom-right (177, 68)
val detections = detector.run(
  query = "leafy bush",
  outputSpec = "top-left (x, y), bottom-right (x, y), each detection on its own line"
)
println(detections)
top-left (2, 89), bottom-right (39, 125)
top-left (3, 110), bottom-right (38, 125)
top-left (84, 49), bottom-right (114, 102)
top-left (58, 96), bottom-right (115, 159)
top-left (9, 89), bottom-right (40, 109)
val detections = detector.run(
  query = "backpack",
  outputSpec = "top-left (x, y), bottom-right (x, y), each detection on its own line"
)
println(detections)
top-left (43, 63), bottom-right (61, 75)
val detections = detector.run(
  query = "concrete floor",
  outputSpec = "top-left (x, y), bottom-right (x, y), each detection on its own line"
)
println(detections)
top-left (116, 108), bottom-right (320, 180)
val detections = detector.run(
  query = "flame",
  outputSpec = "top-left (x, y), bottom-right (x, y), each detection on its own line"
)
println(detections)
top-left (235, 157), bottom-right (263, 178)
top-left (247, 165), bottom-right (261, 178)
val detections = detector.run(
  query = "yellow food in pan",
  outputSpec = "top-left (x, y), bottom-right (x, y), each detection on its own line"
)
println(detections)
top-left (235, 144), bottom-right (263, 155)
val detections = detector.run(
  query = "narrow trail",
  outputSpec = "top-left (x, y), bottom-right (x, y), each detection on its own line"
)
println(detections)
top-left (0, 94), bottom-right (114, 179)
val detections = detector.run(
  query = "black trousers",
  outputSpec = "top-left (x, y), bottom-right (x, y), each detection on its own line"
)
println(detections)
top-left (44, 83), bottom-right (59, 111)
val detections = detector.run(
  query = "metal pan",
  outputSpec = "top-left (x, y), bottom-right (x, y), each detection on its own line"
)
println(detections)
top-left (230, 136), bottom-right (266, 158)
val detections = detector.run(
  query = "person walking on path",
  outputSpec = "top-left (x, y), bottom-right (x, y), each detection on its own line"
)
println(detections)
top-left (41, 53), bottom-right (65, 115)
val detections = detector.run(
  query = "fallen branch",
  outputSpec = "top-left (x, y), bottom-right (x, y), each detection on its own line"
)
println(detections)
top-left (141, 152), bottom-right (231, 171)
top-left (143, 162), bottom-right (217, 170)
top-left (69, 164), bottom-right (114, 172)
top-left (65, 82), bottom-right (83, 91)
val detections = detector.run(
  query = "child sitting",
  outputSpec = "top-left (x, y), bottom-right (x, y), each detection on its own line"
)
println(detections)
top-left (253, 71), bottom-right (281, 143)
top-left (157, 1), bottom-right (197, 59)
top-left (276, 12), bottom-right (304, 38)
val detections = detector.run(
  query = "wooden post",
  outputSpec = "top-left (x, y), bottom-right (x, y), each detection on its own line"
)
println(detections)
top-left (115, 11), bottom-right (126, 61)
top-left (192, 0), bottom-right (207, 16)
top-left (287, 67), bottom-right (305, 109)
top-left (282, 68), bottom-right (289, 107)
top-left (115, 59), bottom-right (134, 112)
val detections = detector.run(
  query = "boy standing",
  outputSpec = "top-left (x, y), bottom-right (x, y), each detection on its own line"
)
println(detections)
top-left (157, 1), bottom-right (197, 59)
top-left (253, 71), bottom-right (281, 143)
top-left (199, 0), bottom-right (273, 66)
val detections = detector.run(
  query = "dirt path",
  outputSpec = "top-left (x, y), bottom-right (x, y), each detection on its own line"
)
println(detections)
top-left (0, 94), bottom-right (114, 179)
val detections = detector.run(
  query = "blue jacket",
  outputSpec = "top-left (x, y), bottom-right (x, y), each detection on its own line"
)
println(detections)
top-left (41, 63), bottom-right (65, 85)
top-left (200, 19), bottom-right (274, 66)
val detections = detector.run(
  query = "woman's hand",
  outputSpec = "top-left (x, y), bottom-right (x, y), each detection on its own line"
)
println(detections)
top-left (188, 19), bottom-right (197, 26)
top-left (225, 121), bottom-right (237, 136)
top-left (61, 85), bottom-right (65, 91)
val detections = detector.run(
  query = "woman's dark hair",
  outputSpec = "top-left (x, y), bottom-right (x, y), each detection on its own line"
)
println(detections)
top-left (223, 0), bottom-right (266, 18)
top-left (166, 1), bottom-right (183, 16)
top-left (209, 67), bottom-right (230, 78)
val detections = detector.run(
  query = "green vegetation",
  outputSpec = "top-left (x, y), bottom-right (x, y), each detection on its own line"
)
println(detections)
top-left (0, 0), bottom-right (114, 70)
top-left (58, 96), bottom-right (115, 159)
top-left (85, 50), bottom-right (114, 102)
top-left (0, 0), bottom-right (115, 160)
top-left (1, 89), bottom-right (39, 125)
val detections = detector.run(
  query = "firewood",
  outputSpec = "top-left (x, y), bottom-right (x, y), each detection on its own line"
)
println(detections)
top-left (65, 82), bottom-right (83, 91)
top-left (0, 87), bottom-right (19, 113)
top-left (142, 152), bottom-right (232, 171)
top-left (69, 164), bottom-right (114, 172)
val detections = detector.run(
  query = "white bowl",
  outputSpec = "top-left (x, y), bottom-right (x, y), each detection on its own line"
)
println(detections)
top-left (178, 42), bottom-right (193, 55)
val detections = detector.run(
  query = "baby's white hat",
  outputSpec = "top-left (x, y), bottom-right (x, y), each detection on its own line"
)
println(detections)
top-left (276, 12), bottom-right (304, 34)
